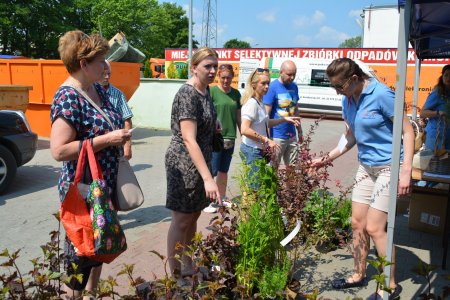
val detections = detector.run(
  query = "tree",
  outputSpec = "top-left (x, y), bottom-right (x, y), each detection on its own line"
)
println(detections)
top-left (0, 0), bottom-right (197, 59)
top-left (223, 38), bottom-right (251, 48)
top-left (179, 67), bottom-right (188, 79)
top-left (143, 60), bottom-right (152, 78)
top-left (0, 0), bottom-right (87, 58)
top-left (339, 36), bottom-right (362, 48)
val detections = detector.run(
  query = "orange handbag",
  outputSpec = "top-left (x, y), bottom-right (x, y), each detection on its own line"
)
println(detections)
top-left (60, 140), bottom-right (126, 263)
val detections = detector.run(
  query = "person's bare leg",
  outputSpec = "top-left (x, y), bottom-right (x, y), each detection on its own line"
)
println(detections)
top-left (167, 211), bottom-right (200, 276)
top-left (215, 171), bottom-right (228, 199)
top-left (181, 211), bottom-right (201, 276)
top-left (349, 202), bottom-right (370, 282)
top-left (83, 265), bottom-right (103, 299)
top-left (366, 207), bottom-right (396, 292)
top-left (62, 285), bottom-right (82, 300)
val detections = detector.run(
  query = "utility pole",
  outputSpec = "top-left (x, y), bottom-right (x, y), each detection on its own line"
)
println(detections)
top-left (201, 0), bottom-right (217, 47)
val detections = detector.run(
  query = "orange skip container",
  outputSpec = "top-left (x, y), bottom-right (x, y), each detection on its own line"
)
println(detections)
top-left (0, 59), bottom-right (140, 137)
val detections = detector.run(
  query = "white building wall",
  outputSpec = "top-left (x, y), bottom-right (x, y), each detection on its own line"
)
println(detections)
top-left (363, 5), bottom-right (400, 48)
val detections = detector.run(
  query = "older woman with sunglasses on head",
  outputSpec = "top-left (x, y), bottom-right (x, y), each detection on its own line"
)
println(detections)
top-left (203, 64), bottom-right (242, 213)
top-left (312, 58), bottom-right (414, 300)
top-left (165, 47), bottom-right (221, 281)
top-left (240, 68), bottom-right (300, 179)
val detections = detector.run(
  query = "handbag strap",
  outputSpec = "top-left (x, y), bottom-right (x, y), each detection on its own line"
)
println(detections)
top-left (435, 115), bottom-right (446, 150)
top-left (69, 84), bottom-right (116, 130)
top-left (74, 140), bottom-right (103, 185)
top-left (69, 84), bottom-right (124, 156)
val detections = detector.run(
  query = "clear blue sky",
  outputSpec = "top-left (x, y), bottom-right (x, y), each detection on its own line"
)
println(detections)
top-left (160, 0), bottom-right (398, 48)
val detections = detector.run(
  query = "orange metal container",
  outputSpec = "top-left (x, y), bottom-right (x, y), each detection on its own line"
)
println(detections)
top-left (0, 59), bottom-right (140, 137)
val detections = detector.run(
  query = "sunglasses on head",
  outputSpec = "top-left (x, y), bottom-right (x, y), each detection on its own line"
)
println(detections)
top-left (219, 64), bottom-right (233, 70)
top-left (251, 68), bottom-right (271, 81)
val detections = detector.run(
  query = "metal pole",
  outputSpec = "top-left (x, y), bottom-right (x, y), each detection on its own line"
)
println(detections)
top-left (412, 57), bottom-right (422, 120)
top-left (385, 1), bottom-right (411, 299)
top-left (188, 0), bottom-right (193, 78)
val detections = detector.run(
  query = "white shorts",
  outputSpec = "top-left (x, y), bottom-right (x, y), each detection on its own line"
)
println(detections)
top-left (352, 164), bottom-right (392, 212)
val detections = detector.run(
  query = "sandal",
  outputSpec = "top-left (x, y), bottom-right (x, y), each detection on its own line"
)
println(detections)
top-left (331, 277), bottom-right (368, 289)
top-left (366, 284), bottom-right (402, 300)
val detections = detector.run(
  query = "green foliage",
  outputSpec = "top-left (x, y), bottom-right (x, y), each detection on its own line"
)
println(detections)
top-left (412, 261), bottom-right (450, 299)
top-left (166, 63), bottom-right (178, 79)
top-left (223, 38), bottom-right (251, 48)
top-left (179, 67), bottom-right (188, 79)
top-left (235, 159), bottom-right (289, 298)
top-left (0, 0), bottom-right (198, 59)
top-left (143, 60), bottom-right (152, 78)
top-left (259, 261), bottom-right (291, 299)
top-left (367, 255), bottom-right (393, 295)
top-left (303, 190), bottom-right (352, 247)
top-left (339, 36), bottom-right (362, 48)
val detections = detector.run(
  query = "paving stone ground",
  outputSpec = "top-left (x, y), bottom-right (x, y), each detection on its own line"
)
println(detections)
top-left (1, 118), bottom-right (449, 299)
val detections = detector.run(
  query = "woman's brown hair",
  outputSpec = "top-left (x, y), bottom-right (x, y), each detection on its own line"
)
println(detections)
top-left (58, 30), bottom-right (109, 74)
top-left (326, 58), bottom-right (369, 81)
top-left (435, 64), bottom-right (450, 98)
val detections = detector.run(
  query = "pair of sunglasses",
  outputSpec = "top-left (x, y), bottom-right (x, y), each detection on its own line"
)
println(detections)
top-left (219, 64), bottom-right (233, 70)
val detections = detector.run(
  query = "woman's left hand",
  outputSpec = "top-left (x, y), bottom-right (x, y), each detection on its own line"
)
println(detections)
top-left (398, 167), bottom-right (412, 196)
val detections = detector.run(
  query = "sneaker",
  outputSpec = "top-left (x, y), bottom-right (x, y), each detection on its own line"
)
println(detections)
top-left (203, 203), bottom-right (217, 213)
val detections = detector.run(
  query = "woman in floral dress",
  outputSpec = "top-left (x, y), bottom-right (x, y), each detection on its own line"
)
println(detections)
top-left (50, 30), bottom-right (131, 299)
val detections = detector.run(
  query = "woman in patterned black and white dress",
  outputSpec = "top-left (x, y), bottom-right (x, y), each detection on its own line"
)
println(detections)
top-left (165, 47), bottom-right (221, 279)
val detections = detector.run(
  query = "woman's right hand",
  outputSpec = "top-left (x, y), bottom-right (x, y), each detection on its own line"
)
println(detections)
top-left (204, 177), bottom-right (221, 204)
top-left (107, 129), bottom-right (132, 146)
top-left (310, 157), bottom-right (326, 168)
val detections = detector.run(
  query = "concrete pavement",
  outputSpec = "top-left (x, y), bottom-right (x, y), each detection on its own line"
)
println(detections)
top-left (1, 118), bottom-right (449, 299)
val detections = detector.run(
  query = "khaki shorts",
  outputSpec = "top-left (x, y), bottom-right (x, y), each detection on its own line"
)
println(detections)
top-left (273, 137), bottom-right (298, 167)
top-left (352, 164), bottom-right (392, 212)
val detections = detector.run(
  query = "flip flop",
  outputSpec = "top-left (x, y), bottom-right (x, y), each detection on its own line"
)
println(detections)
top-left (331, 277), bottom-right (368, 289)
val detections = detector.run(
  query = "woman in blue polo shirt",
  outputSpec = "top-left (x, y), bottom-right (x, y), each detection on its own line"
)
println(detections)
top-left (420, 64), bottom-right (450, 152)
top-left (313, 58), bottom-right (414, 300)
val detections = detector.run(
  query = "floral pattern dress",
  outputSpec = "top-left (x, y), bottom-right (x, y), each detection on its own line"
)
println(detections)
top-left (50, 84), bottom-right (123, 270)
top-left (165, 84), bottom-right (217, 213)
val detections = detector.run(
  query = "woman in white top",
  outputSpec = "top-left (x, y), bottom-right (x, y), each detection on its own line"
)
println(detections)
top-left (240, 68), bottom-right (300, 179)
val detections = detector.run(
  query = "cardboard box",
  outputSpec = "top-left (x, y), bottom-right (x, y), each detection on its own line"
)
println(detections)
top-left (396, 196), bottom-right (410, 215)
top-left (409, 186), bottom-right (448, 236)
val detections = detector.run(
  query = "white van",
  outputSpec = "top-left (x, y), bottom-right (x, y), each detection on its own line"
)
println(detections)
top-left (238, 57), bottom-right (378, 115)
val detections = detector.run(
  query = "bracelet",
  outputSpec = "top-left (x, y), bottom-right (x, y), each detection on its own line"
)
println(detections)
top-left (436, 109), bottom-right (439, 116)
top-left (264, 136), bottom-right (268, 143)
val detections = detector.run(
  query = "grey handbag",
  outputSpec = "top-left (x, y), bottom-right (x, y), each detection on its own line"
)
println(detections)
top-left (70, 84), bottom-right (144, 211)
top-left (115, 156), bottom-right (144, 211)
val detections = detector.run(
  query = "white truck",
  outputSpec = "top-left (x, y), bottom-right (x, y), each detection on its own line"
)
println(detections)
top-left (238, 57), bottom-right (378, 116)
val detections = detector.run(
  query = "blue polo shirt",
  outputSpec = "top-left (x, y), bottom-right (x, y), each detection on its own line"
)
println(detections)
top-left (343, 78), bottom-right (403, 166)
top-left (422, 89), bottom-right (450, 150)
top-left (263, 79), bottom-right (299, 139)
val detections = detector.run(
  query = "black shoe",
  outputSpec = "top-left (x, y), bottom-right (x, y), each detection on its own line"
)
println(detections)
top-left (332, 277), bottom-right (368, 289)
top-left (366, 284), bottom-right (402, 300)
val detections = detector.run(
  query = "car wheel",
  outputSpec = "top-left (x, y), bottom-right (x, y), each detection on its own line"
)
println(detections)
top-left (0, 145), bottom-right (17, 194)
